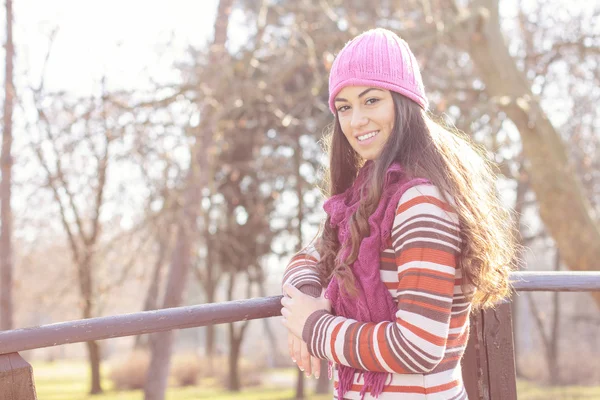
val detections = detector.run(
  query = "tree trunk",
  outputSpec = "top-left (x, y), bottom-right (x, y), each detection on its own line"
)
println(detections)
top-left (461, 0), bottom-right (600, 306)
top-left (525, 247), bottom-right (562, 384)
top-left (295, 368), bottom-right (305, 399)
top-left (204, 280), bottom-right (217, 375)
top-left (315, 360), bottom-right (330, 394)
top-left (80, 252), bottom-right (103, 394)
top-left (1, 0), bottom-right (15, 331)
top-left (512, 165), bottom-right (527, 378)
top-left (225, 271), bottom-right (250, 392)
top-left (87, 340), bottom-right (103, 394)
top-left (144, 221), bottom-right (194, 400)
top-left (258, 279), bottom-right (279, 368)
top-left (199, 0), bottom-right (234, 365)
top-left (227, 323), bottom-right (243, 391)
top-left (548, 250), bottom-right (561, 384)
top-left (143, 2), bottom-right (232, 398)
top-left (293, 129), bottom-right (307, 399)
top-left (135, 229), bottom-right (169, 350)
top-left (204, 231), bottom-right (217, 369)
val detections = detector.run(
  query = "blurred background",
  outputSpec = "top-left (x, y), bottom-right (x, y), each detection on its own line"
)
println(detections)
top-left (0, 0), bottom-right (599, 399)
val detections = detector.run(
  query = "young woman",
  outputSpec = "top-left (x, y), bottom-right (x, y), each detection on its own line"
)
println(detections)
top-left (280, 28), bottom-right (516, 399)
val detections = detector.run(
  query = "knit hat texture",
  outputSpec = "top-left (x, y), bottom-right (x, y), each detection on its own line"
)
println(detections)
top-left (328, 28), bottom-right (428, 113)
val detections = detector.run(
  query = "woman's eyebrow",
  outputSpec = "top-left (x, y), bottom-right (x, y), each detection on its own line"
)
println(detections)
top-left (358, 88), bottom-right (383, 98)
top-left (334, 88), bottom-right (384, 103)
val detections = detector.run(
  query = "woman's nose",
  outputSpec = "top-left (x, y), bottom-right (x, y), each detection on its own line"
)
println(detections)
top-left (350, 111), bottom-right (368, 128)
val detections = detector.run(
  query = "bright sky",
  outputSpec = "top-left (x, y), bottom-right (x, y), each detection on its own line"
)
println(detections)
top-left (13, 0), bottom-right (224, 94)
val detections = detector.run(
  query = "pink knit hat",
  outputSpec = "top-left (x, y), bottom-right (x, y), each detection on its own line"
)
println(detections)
top-left (328, 28), bottom-right (428, 113)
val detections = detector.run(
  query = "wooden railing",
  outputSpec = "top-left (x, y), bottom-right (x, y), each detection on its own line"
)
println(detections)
top-left (1, 271), bottom-right (600, 399)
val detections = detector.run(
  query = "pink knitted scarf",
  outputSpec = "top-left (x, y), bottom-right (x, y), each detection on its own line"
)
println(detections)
top-left (323, 161), bottom-right (429, 400)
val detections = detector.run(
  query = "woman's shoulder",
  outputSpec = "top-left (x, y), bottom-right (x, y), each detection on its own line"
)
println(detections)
top-left (396, 183), bottom-right (458, 214)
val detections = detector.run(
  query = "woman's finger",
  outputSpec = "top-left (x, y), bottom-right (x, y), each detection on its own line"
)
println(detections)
top-left (288, 332), bottom-right (295, 363)
top-left (311, 356), bottom-right (321, 379)
top-left (301, 341), bottom-right (311, 377)
top-left (293, 335), bottom-right (303, 371)
top-left (280, 295), bottom-right (291, 307)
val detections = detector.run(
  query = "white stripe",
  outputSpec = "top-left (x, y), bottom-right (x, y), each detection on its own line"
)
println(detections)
top-left (379, 269), bottom-right (397, 282)
top-left (393, 214), bottom-right (460, 235)
top-left (313, 314), bottom-right (329, 359)
top-left (396, 309), bottom-right (450, 334)
top-left (397, 290), bottom-right (453, 303)
top-left (395, 200), bottom-right (459, 221)
top-left (354, 324), bottom-right (369, 370)
top-left (387, 324), bottom-right (420, 373)
top-left (397, 261), bottom-right (456, 275)
top-left (400, 324), bottom-right (446, 361)
top-left (388, 324), bottom-right (428, 372)
top-left (399, 185), bottom-right (457, 207)
top-left (371, 322), bottom-right (395, 373)
top-left (394, 224), bottom-right (461, 242)
top-left (394, 235), bottom-right (461, 252)
top-left (331, 318), bottom-right (353, 367)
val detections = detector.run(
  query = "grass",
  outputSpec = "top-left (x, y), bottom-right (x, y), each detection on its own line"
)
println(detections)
top-left (517, 379), bottom-right (600, 400)
top-left (31, 361), bottom-right (600, 400)
top-left (32, 361), bottom-right (330, 400)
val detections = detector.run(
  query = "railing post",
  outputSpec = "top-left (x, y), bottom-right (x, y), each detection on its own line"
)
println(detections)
top-left (0, 352), bottom-right (37, 399)
top-left (482, 301), bottom-right (517, 400)
top-left (462, 302), bottom-right (517, 400)
top-left (463, 308), bottom-right (489, 399)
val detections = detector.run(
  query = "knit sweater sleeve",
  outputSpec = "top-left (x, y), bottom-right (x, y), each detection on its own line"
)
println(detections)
top-left (281, 242), bottom-right (323, 298)
top-left (302, 184), bottom-right (462, 373)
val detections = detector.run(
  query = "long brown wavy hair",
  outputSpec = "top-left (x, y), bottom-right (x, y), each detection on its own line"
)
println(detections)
top-left (314, 92), bottom-right (518, 309)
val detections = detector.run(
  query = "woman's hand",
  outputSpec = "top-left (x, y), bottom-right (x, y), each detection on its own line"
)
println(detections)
top-left (280, 284), bottom-right (332, 343)
top-left (288, 332), bottom-right (322, 378)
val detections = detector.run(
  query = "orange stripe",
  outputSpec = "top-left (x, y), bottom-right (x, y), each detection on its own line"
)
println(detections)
top-left (397, 247), bottom-right (457, 268)
top-left (449, 313), bottom-right (468, 329)
top-left (399, 298), bottom-right (451, 314)
top-left (397, 275), bottom-right (454, 295)
top-left (355, 323), bottom-right (381, 371)
top-left (396, 318), bottom-right (447, 346)
top-left (424, 379), bottom-right (461, 394)
top-left (329, 320), bottom-right (342, 365)
top-left (286, 260), bottom-right (317, 270)
top-left (380, 256), bottom-right (396, 264)
top-left (398, 267), bottom-right (455, 280)
top-left (334, 379), bottom-right (461, 394)
top-left (376, 324), bottom-right (410, 374)
top-left (384, 281), bottom-right (396, 290)
top-left (346, 323), bottom-right (361, 368)
top-left (290, 254), bottom-right (319, 263)
top-left (284, 263), bottom-right (316, 277)
top-left (396, 194), bottom-right (456, 215)
top-left (446, 336), bottom-right (467, 350)
top-left (349, 383), bottom-right (426, 394)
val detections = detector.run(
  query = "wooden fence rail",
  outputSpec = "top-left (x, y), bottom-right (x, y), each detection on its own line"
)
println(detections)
top-left (1, 271), bottom-right (600, 400)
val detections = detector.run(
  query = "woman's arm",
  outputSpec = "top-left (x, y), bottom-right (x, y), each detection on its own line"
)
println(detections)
top-left (282, 241), bottom-right (326, 378)
top-left (282, 242), bottom-right (323, 298)
top-left (302, 185), bottom-right (465, 374)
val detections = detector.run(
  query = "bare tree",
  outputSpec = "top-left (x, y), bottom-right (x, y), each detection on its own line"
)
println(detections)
top-left (1, 0), bottom-right (15, 331)
top-left (134, 213), bottom-right (173, 350)
top-left (31, 90), bottom-right (117, 394)
top-left (143, 1), bottom-right (234, 399)
top-left (446, 0), bottom-right (600, 305)
top-left (526, 249), bottom-right (562, 383)
top-left (293, 130), bottom-right (306, 399)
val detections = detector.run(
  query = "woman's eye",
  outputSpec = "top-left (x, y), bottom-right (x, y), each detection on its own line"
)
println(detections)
top-left (337, 105), bottom-right (350, 112)
top-left (366, 98), bottom-right (380, 105)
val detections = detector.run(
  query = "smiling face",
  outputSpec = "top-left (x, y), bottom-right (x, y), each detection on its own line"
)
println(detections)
top-left (334, 86), bottom-right (395, 161)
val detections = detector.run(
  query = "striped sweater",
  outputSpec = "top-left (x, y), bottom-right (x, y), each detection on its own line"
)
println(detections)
top-left (282, 184), bottom-right (473, 399)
